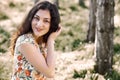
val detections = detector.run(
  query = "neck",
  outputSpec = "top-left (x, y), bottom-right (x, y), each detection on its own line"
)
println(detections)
top-left (32, 34), bottom-right (43, 44)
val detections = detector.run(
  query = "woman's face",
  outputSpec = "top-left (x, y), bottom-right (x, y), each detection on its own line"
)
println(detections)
top-left (32, 9), bottom-right (51, 38)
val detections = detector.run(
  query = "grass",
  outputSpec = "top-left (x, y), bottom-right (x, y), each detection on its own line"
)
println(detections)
top-left (0, 0), bottom-right (120, 80)
top-left (0, 60), bottom-right (12, 80)
top-left (72, 69), bottom-right (120, 80)
top-left (0, 48), bottom-right (7, 53)
top-left (55, 13), bottom-right (86, 52)
top-left (113, 26), bottom-right (120, 67)
top-left (16, 3), bottom-right (26, 12)
top-left (0, 27), bottom-right (10, 53)
top-left (78, 1), bottom-right (88, 9)
top-left (0, 12), bottom-right (9, 20)
top-left (0, 27), bottom-right (10, 38)
top-left (69, 5), bottom-right (78, 11)
top-left (9, 1), bottom-right (27, 12)
top-left (54, 0), bottom-right (88, 52)
top-left (9, 2), bottom-right (16, 8)
top-left (0, 63), bottom-right (9, 80)
top-left (0, 65), bottom-right (6, 80)
top-left (114, 27), bottom-right (120, 37)
top-left (104, 70), bottom-right (120, 80)
top-left (113, 43), bottom-right (120, 65)
top-left (73, 70), bottom-right (87, 79)
top-left (114, 43), bottom-right (120, 54)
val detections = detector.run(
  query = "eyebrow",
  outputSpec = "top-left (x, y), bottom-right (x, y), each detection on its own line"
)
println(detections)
top-left (34, 14), bottom-right (50, 20)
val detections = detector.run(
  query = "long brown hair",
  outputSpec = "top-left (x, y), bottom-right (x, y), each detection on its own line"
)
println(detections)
top-left (10, 1), bottom-right (60, 55)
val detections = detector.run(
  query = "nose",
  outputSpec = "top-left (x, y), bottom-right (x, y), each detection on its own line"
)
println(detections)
top-left (36, 20), bottom-right (43, 28)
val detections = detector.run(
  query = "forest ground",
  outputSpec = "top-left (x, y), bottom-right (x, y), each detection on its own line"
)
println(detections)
top-left (0, 0), bottom-right (120, 80)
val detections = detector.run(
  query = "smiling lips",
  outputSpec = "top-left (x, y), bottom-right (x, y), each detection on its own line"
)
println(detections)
top-left (35, 28), bottom-right (43, 32)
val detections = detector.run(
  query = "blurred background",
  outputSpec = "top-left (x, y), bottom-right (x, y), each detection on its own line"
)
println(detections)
top-left (0, 0), bottom-right (120, 80)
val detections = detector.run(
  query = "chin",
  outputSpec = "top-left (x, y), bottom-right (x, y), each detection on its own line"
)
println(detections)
top-left (34, 31), bottom-right (48, 37)
top-left (36, 33), bottom-right (45, 37)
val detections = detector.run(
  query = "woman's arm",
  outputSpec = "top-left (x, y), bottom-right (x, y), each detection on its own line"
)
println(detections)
top-left (46, 39), bottom-right (55, 77)
top-left (45, 26), bottom-right (61, 77)
top-left (18, 43), bottom-right (54, 78)
top-left (18, 27), bottom-right (61, 78)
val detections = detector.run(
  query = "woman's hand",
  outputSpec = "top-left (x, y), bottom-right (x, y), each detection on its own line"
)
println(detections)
top-left (48, 25), bottom-right (62, 41)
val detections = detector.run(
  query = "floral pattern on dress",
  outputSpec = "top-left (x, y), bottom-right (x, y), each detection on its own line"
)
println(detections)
top-left (11, 33), bottom-right (46, 80)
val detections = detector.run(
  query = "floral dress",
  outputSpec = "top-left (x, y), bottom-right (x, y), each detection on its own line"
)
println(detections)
top-left (11, 33), bottom-right (47, 80)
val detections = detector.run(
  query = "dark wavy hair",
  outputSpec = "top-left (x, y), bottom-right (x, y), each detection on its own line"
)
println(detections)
top-left (10, 1), bottom-right (60, 55)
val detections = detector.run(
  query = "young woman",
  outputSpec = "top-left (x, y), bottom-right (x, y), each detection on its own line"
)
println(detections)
top-left (10, 1), bottom-right (61, 80)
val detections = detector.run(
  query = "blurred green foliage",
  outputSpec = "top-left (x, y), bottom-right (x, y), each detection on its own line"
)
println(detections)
top-left (0, 0), bottom-right (120, 79)
top-left (0, 64), bottom-right (6, 80)
top-left (0, 27), bottom-right (10, 53)
top-left (114, 27), bottom-right (120, 37)
top-left (79, 0), bottom-right (87, 8)
top-left (52, 0), bottom-right (88, 52)
top-left (0, 12), bottom-right (9, 20)
top-left (9, 2), bottom-right (16, 8)
top-left (114, 43), bottom-right (120, 54)
top-left (69, 5), bottom-right (78, 11)
top-left (104, 70), bottom-right (120, 80)
top-left (73, 70), bottom-right (87, 79)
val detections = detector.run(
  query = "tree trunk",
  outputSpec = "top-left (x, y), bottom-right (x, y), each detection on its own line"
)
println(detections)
top-left (86, 0), bottom-right (96, 43)
top-left (95, 0), bottom-right (115, 75)
top-left (54, 0), bottom-right (59, 8)
top-left (34, 0), bottom-right (39, 4)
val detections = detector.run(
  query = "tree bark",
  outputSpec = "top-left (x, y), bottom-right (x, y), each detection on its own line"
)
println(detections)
top-left (86, 0), bottom-right (96, 43)
top-left (95, 0), bottom-right (115, 75)
top-left (34, 0), bottom-right (39, 4)
top-left (54, 0), bottom-right (59, 8)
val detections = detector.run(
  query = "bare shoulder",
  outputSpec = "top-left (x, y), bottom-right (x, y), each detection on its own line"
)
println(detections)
top-left (16, 33), bottom-right (36, 47)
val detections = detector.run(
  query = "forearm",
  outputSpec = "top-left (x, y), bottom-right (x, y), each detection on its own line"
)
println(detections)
top-left (46, 39), bottom-right (56, 74)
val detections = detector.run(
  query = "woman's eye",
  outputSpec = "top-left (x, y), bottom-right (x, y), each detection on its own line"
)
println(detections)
top-left (33, 16), bottom-right (39, 21)
top-left (44, 20), bottom-right (50, 23)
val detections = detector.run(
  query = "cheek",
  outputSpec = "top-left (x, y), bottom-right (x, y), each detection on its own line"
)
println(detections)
top-left (47, 26), bottom-right (50, 31)
top-left (31, 21), bottom-right (35, 28)
top-left (31, 20), bottom-right (34, 26)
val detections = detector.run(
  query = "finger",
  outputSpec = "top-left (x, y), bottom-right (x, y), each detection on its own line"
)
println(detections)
top-left (57, 25), bottom-right (62, 32)
top-left (57, 27), bottom-right (61, 35)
